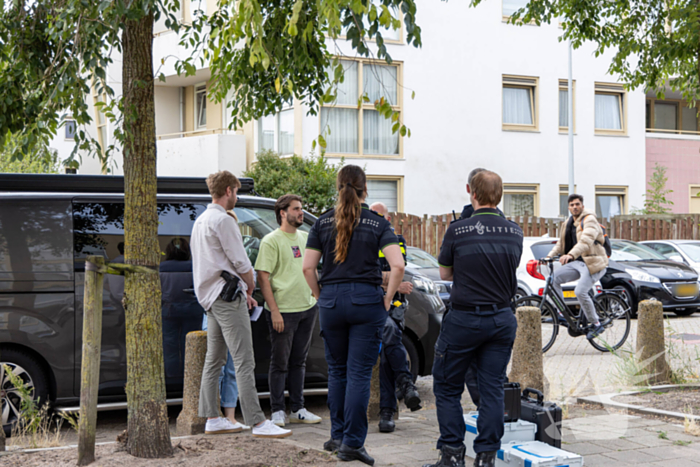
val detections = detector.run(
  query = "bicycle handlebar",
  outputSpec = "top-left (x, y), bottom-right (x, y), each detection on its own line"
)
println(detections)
top-left (538, 256), bottom-right (561, 264)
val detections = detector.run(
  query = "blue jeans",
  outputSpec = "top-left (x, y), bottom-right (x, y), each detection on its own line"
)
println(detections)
top-left (202, 313), bottom-right (239, 408)
top-left (380, 317), bottom-right (412, 411)
top-left (319, 282), bottom-right (386, 448)
top-left (433, 307), bottom-right (517, 453)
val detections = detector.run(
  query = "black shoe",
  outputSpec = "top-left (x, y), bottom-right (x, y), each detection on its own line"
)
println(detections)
top-left (323, 438), bottom-right (341, 452)
top-left (586, 322), bottom-right (605, 340)
top-left (378, 408), bottom-right (395, 433)
top-left (473, 451), bottom-right (497, 467)
top-left (337, 444), bottom-right (375, 466)
top-left (396, 374), bottom-right (422, 411)
top-left (422, 444), bottom-right (466, 467)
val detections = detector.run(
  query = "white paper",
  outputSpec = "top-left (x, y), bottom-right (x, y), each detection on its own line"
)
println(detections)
top-left (250, 306), bottom-right (263, 322)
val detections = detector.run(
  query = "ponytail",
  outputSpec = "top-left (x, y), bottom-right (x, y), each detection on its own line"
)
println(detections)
top-left (334, 165), bottom-right (366, 263)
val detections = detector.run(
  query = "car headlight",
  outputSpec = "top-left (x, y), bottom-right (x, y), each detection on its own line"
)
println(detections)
top-left (625, 268), bottom-right (660, 283)
top-left (436, 282), bottom-right (449, 294)
top-left (413, 276), bottom-right (437, 295)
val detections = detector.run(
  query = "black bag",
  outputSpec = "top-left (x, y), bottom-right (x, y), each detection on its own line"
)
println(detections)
top-left (219, 271), bottom-right (242, 302)
top-left (520, 388), bottom-right (562, 448)
top-left (389, 300), bottom-right (406, 331)
top-left (582, 214), bottom-right (612, 258)
top-left (504, 382), bottom-right (521, 423)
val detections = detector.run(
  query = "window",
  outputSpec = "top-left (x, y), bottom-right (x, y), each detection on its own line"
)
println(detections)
top-left (646, 243), bottom-right (682, 261)
top-left (195, 83), bottom-right (207, 130)
top-left (502, 75), bottom-right (538, 131)
top-left (595, 83), bottom-right (626, 135)
top-left (257, 102), bottom-right (295, 156)
top-left (558, 79), bottom-right (575, 131)
top-left (365, 176), bottom-right (403, 212)
top-left (320, 59), bottom-right (402, 157)
top-left (646, 98), bottom-right (699, 135)
top-left (690, 185), bottom-right (700, 214)
top-left (65, 120), bottom-right (77, 140)
top-left (503, 0), bottom-right (529, 19)
top-left (559, 185), bottom-right (577, 217)
top-left (502, 184), bottom-right (539, 217)
top-left (340, 0), bottom-right (403, 43)
top-left (92, 86), bottom-right (108, 161)
top-left (595, 186), bottom-right (627, 219)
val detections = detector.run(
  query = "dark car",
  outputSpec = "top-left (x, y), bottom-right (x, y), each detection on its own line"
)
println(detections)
top-left (0, 174), bottom-right (444, 434)
top-left (601, 240), bottom-right (700, 317)
top-left (405, 246), bottom-right (452, 307)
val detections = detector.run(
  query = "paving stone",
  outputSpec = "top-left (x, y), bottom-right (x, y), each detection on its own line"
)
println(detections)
top-left (649, 458), bottom-right (700, 467)
top-left (638, 445), bottom-right (697, 459)
top-left (590, 437), bottom-right (647, 451)
top-left (581, 454), bottom-right (631, 467)
top-left (603, 449), bottom-right (662, 464)
top-left (561, 441), bottom-right (610, 455)
top-left (626, 435), bottom-right (675, 448)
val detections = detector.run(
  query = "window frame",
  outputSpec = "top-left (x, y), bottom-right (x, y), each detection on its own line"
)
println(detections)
top-left (595, 185), bottom-right (628, 218)
top-left (594, 83), bottom-right (627, 136)
top-left (689, 184), bottom-right (700, 214)
top-left (502, 183), bottom-right (540, 217)
top-left (365, 175), bottom-right (404, 212)
top-left (646, 97), bottom-right (700, 135)
top-left (65, 119), bottom-right (77, 140)
top-left (558, 79), bottom-right (576, 133)
top-left (257, 101), bottom-right (295, 156)
top-left (502, 75), bottom-right (539, 132)
top-left (320, 58), bottom-right (404, 159)
top-left (194, 82), bottom-right (207, 131)
top-left (558, 184), bottom-right (578, 217)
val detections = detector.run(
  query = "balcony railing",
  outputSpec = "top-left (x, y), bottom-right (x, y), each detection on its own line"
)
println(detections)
top-left (646, 128), bottom-right (700, 136)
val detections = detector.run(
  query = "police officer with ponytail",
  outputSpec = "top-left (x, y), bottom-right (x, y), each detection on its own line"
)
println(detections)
top-left (303, 165), bottom-right (405, 466)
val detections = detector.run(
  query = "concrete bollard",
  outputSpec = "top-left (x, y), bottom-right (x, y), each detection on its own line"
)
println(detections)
top-left (367, 357), bottom-right (381, 421)
top-left (0, 419), bottom-right (5, 451)
top-left (176, 330), bottom-right (208, 435)
top-left (636, 300), bottom-right (671, 385)
top-left (508, 306), bottom-right (544, 394)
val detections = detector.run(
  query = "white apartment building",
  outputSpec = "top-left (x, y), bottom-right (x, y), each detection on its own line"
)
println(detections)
top-left (52, 0), bottom-right (646, 219)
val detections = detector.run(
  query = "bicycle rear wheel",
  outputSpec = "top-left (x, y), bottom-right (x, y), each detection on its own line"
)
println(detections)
top-left (514, 295), bottom-right (559, 353)
top-left (588, 292), bottom-right (631, 352)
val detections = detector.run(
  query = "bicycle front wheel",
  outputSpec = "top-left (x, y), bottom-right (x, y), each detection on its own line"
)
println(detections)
top-left (588, 292), bottom-right (631, 352)
top-left (514, 295), bottom-right (559, 353)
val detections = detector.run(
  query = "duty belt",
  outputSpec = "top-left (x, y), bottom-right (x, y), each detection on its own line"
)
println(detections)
top-left (451, 302), bottom-right (512, 312)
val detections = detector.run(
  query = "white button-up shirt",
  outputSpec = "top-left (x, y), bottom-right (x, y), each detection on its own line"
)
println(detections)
top-left (191, 204), bottom-right (253, 311)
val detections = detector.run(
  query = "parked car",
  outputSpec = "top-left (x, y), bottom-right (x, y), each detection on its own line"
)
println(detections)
top-left (405, 246), bottom-right (452, 307)
top-left (0, 174), bottom-right (444, 435)
top-left (600, 240), bottom-right (700, 317)
top-left (641, 240), bottom-right (700, 275)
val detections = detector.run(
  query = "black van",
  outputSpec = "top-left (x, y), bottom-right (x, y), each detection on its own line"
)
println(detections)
top-left (0, 174), bottom-right (444, 434)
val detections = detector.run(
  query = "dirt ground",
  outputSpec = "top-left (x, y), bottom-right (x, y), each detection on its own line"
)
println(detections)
top-left (613, 387), bottom-right (700, 414)
top-left (2, 435), bottom-right (335, 467)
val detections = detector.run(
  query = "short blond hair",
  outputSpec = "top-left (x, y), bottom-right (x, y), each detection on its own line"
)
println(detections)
top-left (470, 170), bottom-right (503, 206)
top-left (206, 171), bottom-right (241, 199)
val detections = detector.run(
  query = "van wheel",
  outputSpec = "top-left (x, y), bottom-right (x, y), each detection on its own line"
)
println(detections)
top-left (402, 334), bottom-right (420, 382)
top-left (1, 349), bottom-right (51, 437)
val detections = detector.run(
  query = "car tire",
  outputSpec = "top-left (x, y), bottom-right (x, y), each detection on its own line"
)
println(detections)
top-left (1, 348), bottom-right (51, 437)
top-left (673, 308), bottom-right (696, 317)
top-left (612, 284), bottom-right (637, 319)
top-left (401, 334), bottom-right (420, 382)
top-left (514, 288), bottom-right (527, 302)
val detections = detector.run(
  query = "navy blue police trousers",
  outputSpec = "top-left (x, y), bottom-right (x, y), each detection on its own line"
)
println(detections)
top-left (380, 317), bottom-right (412, 411)
top-left (318, 282), bottom-right (387, 448)
top-left (433, 306), bottom-right (517, 453)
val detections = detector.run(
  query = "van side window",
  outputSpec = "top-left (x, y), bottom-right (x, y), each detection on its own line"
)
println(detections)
top-left (73, 203), bottom-right (125, 270)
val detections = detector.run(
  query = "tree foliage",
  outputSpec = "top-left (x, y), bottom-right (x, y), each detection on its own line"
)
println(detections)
top-left (244, 150), bottom-right (343, 216)
top-left (475, 0), bottom-right (700, 103)
top-left (644, 163), bottom-right (674, 214)
top-left (0, 134), bottom-right (59, 173)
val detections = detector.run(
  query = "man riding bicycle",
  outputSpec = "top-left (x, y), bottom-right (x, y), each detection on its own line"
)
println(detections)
top-left (542, 194), bottom-right (609, 341)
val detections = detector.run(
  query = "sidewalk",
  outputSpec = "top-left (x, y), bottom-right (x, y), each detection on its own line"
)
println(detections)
top-left (283, 406), bottom-right (700, 466)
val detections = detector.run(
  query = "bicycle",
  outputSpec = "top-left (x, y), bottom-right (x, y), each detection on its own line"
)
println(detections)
top-left (515, 256), bottom-right (631, 353)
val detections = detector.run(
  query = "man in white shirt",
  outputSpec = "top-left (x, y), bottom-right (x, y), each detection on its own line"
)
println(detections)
top-left (191, 171), bottom-right (291, 438)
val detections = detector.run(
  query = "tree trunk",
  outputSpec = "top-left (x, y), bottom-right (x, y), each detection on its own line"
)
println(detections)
top-left (121, 10), bottom-right (172, 458)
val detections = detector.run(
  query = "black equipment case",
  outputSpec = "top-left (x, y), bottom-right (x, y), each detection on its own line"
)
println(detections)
top-left (520, 388), bottom-right (562, 448)
top-left (504, 382), bottom-right (521, 422)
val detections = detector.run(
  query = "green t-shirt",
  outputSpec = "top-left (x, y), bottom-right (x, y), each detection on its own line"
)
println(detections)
top-left (254, 229), bottom-right (317, 313)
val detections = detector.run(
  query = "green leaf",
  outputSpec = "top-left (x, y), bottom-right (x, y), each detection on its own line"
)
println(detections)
top-left (399, 126), bottom-right (407, 137)
top-left (411, 90), bottom-right (415, 100)
top-left (318, 135), bottom-right (327, 149)
top-left (275, 77), bottom-right (281, 93)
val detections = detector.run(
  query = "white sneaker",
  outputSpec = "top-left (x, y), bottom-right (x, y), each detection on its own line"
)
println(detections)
top-left (271, 410), bottom-right (287, 427)
top-left (252, 419), bottom-right (292, 438)
top-left (205, 417), bottom-right (243, 434)
top-left (228, 421), bottom-right (250, 431)
top-left (290, 408), bottom-right (322, 424)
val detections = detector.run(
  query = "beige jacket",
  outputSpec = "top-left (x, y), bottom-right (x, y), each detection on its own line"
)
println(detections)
top-left (548, 208), bottom-right (609, 274)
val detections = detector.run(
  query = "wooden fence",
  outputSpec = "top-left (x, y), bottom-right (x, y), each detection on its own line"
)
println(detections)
top-left (389, 213), bottom-right (700, 258)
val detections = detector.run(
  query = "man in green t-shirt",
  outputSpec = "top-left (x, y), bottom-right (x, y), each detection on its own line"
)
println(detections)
top-left (255, 194), bottom-right (322, 427)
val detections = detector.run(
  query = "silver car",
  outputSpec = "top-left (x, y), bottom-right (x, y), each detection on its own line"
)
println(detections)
top-left (640, 240), bottom-right (700, 275)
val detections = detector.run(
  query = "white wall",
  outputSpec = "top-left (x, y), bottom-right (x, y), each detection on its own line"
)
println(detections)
top-left (156, 134), bottom-right (247, 177)
top-left (155, 86), bottom-right (182, 137)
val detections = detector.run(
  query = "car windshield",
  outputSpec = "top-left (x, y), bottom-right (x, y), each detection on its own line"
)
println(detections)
top-left (611, 241), bottom-right (666, 262)
top-left (406, 247), bottom-right (440, 269)
top-left (678, 243), bottom-right (700, 262)
top-left (530, 241), bottom-right (558, 260)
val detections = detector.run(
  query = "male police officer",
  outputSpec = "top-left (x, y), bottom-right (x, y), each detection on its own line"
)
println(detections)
top-left (424, 171), bottom-right (522, 467)
top-left (369, 202), bottom-right (422, 433)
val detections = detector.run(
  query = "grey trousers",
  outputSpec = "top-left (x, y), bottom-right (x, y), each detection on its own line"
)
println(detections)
top-left (551, 260), bottom-right (606, 325)
top-left (199, 297), bottom-right (266, 426)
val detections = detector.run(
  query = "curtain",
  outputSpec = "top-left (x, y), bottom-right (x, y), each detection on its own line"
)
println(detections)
top-left (327, 60), bottom-right (358, 106)
top-left (559, 89), bottom-right (568, 128)
top-left (503, 194), bottom-right (534, 216)
top-left (596, 195), bottom-right (622, 219)
top-left (683, 106), bottom-right (698, 133)
top-left (503, 87), bottom-right (533, 125)
top-left (594, 93), bottom-right (621, 129)
top-left (321, 108), bottom-right (358, 153)
top-left (364, 65), bottom-right (398, 105)
top-left (366, 180), bottom-right (398, 212)
top-left (196, 90), bottom-right (207, 128)
top-left (503, 0), bottom-right (529, 17)
top-left (654, 103), bottom-right (677, 130)
top-left (258, 115), bottom-right (275, 152)
top-left (279, 109), bottom-right (294, 155)
top-left (559, 194), bottom-right (568, 217)
top-left (364, 109), bottom-right (399, 155)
